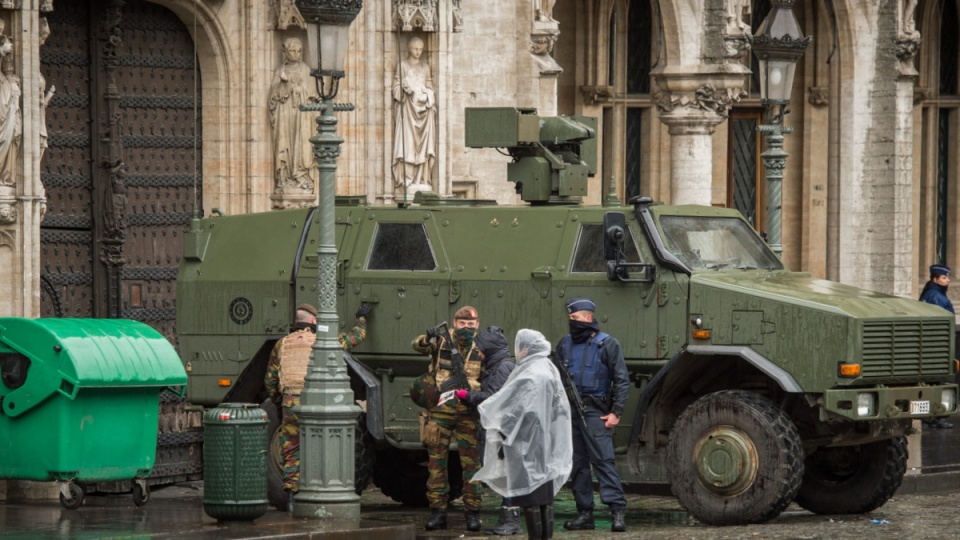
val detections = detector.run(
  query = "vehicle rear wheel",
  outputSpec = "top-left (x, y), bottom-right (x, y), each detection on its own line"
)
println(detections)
top-left (261, 399), bottom-right (374, 511)
top-left (666, 390), bottom-right (804, 525)
top-left (372, 447), bottom-right (462, 507)
top-left (794, 436), bottom-right (907, 515)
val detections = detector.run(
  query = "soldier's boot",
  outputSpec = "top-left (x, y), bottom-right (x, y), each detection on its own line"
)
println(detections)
top-left (285, 490), bottom-right (295, 513)
top-left (562, 509), bottom-right (594, 530)
top-left (540, 505), bottom-right (554, 540)
top-left (524, 507), bottom-right (543, 540)
top-left (465, 510), bottom-right (482, 532)
top-left (486, 506), bottom-right (521, 535)
top-left (611, 509), bottom-right (627, 533)
top-left (425, 509), bottom-right (448, 530)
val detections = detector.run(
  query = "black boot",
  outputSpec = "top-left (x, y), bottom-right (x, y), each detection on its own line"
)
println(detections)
top-left (524, 507), bottom-right (543, 540)
top-left (563, 509), bottom-right (594, 530)
top-left (486, 506), bottom-right (521, 535)
top-left (611, 509), bottom-right (627, 532)
top-left (285, 489), bottom-right (295, 513)
top-left (540, 505), bottom-right (554, 540)
top-left (425, 509), bottom-right (448, 530)
top-left (465, 510), bottom-right (482, 532)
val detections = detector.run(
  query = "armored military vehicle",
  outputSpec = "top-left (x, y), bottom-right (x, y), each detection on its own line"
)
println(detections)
top-left (177, 107), bottom-right (958, 525)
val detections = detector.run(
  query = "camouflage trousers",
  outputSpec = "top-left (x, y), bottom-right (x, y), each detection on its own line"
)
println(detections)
top-left (425, 404), bottom-right (483, 511)
top-left (280, 406), bottom-right (300, 492)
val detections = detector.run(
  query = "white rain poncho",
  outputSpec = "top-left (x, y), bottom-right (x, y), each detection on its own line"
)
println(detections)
top-left (472, 329), bottom-right (573, 498)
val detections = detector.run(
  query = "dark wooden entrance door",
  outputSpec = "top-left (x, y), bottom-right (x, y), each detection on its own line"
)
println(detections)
top-left (40, 0), bottom-right (202, 343)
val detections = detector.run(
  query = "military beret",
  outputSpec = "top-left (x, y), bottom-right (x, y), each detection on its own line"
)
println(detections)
top-left (296, 303), bottom-right (318, 317)
top-left (931, 264), bottom-right (951, 277)
top-left (454, 305), bottom-right (478, 320)
top-left (565, 297), bottom-right (596, 314)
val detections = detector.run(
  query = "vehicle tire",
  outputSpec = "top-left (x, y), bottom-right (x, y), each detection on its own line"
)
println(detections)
top-left (372, 447), bottom-right (463, 507)
top-left (666, 390), bottom-right (804, 526)
top-left (59, 483), bottom-right (85, 510)
top-left (261, 399), bottom-right (375, 511)
top-left (793, 436), bottom-right (907, 515)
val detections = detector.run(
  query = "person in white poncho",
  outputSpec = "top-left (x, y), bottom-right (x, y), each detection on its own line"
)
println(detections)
top-left (473, 329), bottom-right (573, 539)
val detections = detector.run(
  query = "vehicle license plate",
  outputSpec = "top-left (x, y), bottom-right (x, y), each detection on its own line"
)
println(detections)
top-left (910, 400), bottom-right (930, 414)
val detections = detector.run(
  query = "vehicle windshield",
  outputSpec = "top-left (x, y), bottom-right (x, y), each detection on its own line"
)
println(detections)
top-left (658, 215), bottom-right (783, 271)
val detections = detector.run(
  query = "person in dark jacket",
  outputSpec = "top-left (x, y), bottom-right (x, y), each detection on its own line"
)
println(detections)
top-left (920, 264), bottom-right (955, 429)
top-left (456, 326), bottom-right (520, 535)
top-left (555, 297), bottom-right (630, 533)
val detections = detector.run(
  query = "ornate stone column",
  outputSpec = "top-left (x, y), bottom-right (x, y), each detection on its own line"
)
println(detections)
top-left (652, 66), bottom-right (747, 206)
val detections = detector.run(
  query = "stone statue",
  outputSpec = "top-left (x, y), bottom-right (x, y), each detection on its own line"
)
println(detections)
top-left (392, 36), bottom-right (437, 189)
top-left (268, 38), bottom-right (318, 195)
top-left (901, 0), bottom-right (919, 39)
top-left (0, 31), bottom-right (22, 188)
top-left (726, 0), bottom-right (750, 34)
top-left (536, 0), bottom-right (556, 22)
top-left (0, 201), bottom-right (16, 224)
top-left (39, 18), bottom-right (55, 163)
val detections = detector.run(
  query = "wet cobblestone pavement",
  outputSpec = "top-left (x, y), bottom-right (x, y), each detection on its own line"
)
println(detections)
top-left (2, 417), bottom-right (960, 539)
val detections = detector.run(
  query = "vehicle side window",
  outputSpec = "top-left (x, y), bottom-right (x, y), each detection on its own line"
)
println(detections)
top-left (366, 223), bottom-right (437, 271)
top-left (571, 224), bottom-right (643, 273)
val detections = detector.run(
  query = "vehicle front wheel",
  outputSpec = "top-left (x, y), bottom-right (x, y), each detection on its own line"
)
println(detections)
top-left (666, 390), bottom-right (804, 526)
top-left (793, 436), bottom-right (907, 515)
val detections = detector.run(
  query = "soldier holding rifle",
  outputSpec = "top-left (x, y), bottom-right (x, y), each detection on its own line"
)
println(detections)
top-left (554, 298), bottom-right (630, 533)
top-left (412, 306), bottom-right (485, 532)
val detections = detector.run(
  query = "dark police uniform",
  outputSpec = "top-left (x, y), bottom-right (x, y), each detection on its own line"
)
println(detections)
top-left (556, 297), bottom-right (630, 532)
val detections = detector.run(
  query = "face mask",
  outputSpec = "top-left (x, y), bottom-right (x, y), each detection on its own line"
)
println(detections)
top-left (455, 327), bottom-right (477, 347)
top-left (569, 320), bottom-right (599, 344)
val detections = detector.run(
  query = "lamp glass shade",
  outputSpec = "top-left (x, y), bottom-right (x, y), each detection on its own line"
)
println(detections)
top-left (318, 23), bottom-right (349, 73)
top-left (758, 57), bottom-right (796, 102)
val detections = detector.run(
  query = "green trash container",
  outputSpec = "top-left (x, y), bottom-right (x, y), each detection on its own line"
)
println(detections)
top-left (0, 317), bottom-right (187, 509)
top-left (202, 403), bottom-right (269, 521)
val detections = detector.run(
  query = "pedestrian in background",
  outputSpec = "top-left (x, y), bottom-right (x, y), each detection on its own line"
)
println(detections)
top-left (473, 328), bottom-right (573, 540)
top-left (920, 264), bottom-right (955, 429)
top-left (413, 306), bottom-right (485, 532)
top-left (264, 302), bottom-right (372, 510)
top-left (456, 326), bottom-right (520, 535)
top-left (555, 298), bottom-right (630, 532)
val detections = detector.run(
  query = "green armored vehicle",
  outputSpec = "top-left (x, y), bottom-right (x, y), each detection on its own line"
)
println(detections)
top-left (177, 108), bottom-right (958, 525)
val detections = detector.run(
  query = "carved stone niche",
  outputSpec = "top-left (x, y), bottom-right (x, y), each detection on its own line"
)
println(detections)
top-left (581, 85), bottom-right (613, 105)
top-left (395, 0), bottom-right (438, 32)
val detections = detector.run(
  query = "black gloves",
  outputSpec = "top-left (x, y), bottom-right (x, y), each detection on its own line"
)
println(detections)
top-left (425, 325), bottom-right (444, 341)
top-left (356, 302), bottom-right (372, 319)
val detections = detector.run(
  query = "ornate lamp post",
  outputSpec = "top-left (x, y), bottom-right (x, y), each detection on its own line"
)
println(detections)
top-left (750, 0), bottom-right (810, 258)
top-left (293, 0), bottom-right (363, 519)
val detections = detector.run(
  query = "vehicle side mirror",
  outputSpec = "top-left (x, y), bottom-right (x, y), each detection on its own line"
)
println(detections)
top-left (603, 212), bottom-right (627, 261)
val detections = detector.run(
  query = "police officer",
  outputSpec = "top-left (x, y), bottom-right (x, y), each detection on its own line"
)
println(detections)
top-left (264, 302), bottom-right (372, 510)
top-left (413, 306), bottom-right (485, 532)
top-left (555, 297), bottom-right (629, 533)
top-left (919, 264), bottom-right (955, 429)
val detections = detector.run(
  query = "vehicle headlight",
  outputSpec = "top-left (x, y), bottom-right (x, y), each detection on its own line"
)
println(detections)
top-left (941, 388), bottom-right (957, 413)
top-left (857, 393), bottom-right (877, 417)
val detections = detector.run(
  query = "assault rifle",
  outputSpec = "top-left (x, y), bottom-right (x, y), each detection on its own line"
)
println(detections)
top-left (549, 350), bottom-right (605, 458)
top-left (433, 322), bottom-right (470, 391)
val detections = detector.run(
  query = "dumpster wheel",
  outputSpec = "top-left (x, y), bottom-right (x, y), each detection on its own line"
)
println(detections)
top-left (133, 480), bottom-right (150, 507)
top-left (59, 482), bottom-right (85, 510)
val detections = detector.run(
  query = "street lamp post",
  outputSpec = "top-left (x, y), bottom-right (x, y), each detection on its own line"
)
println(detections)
top-left (293, 0), bottom-right (363, 520)
top-left (750, 0), bottom-right (811, 259)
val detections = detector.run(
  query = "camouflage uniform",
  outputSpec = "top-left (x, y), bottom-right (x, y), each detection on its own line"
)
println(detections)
top-left (265, 317), bottom-right (367, 492)
top-left (412, 333), bottom-right (484, 511)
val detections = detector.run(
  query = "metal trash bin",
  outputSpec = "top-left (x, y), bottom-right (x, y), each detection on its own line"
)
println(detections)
top-left (202, 403), bottom-right (269, 521)
top-left (0, 318), bottom-right (187, 509)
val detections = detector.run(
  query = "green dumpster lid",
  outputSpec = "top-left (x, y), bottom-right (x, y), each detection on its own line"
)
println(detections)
top-left (0, 318), bottom-right (187, 417)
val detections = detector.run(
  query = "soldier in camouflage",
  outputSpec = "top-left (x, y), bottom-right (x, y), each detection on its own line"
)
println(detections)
top-left (413, 306), bottom-right (485, 532)
top-left (264, 302), bottom-right (372, 511)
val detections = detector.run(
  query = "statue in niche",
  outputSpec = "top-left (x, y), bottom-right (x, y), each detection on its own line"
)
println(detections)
top-left (39, 18), bottom-right (55, 163)
top-left (901, 0), bottom-right (919, 39)
top-left (0, 31), bottom-right (21, 188)
top-left (268, 38), bottom-right (318, 195)
top-left (392, 36), bottom-right (436, 189)
top-left (535, 0), bottom-right (556, 22)
top-left (726, 0), bottom-right (750, 34)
